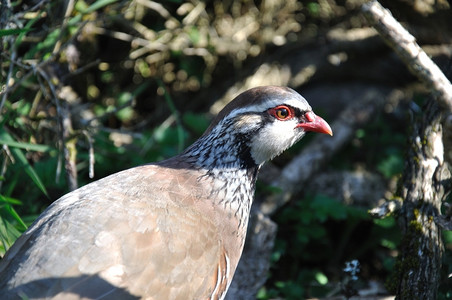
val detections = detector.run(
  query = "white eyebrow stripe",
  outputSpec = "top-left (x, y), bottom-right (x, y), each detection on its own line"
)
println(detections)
top-left (225, 98), bottom-right (311, 120)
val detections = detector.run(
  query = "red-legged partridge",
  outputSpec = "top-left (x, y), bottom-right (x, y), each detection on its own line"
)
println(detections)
top-left (0, 86), bottom-right (332, 299)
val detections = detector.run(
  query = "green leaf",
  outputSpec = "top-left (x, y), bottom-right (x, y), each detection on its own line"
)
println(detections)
top-left (70, 0), bottom-right (119, 26)
top-left (310, 194), bottom-right (347, 221)
top-left (118, 92), bottom-right (131, 104)
top-left (82, 0), bottom-right (119, 13)
top-left (442, 230), bottom-right (452, 244)
top-left (0, 28), bottom-right (32, 37)
top-left (380, 238), bottom-right (397, 250)
top-left (0, 200), bottom-right (27, 255)
top-left (1, 204), bottom-right (27, 231)
top-left (183, 112), bottom-right (209, 135)
top-left (116, 107), bottom-right (134, 122)
top-left (0, 129), bottom-right (48, 197)
top-left (315, 272), bottom-right (328, 285)
top-left (0, 139), bottom-right (55, 153)
top-left (0, 217), bottom-right (22, 256)
top-left (188, 26), bottom-right (200, 45)
top-left (0, 194), bottom-right (23, 206)
top-left (377, 153), bottom-right (404, 178)
top-left (374, 216), bottom-right (396, 228)
top-left (307, 2), bottom-right (320, 16)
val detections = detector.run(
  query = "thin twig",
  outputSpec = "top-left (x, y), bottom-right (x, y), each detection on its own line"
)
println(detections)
top-left (60, 59), bottom-right (101, 82)
top-left (52, 0), bottom-right (75, 54)
top-left (82, 130), bottom-right (95, 179)
top-left (56, 145), bottom-right (62, 184)
top-left (14, 0), bottom-right (49, 19)
top-left (36, 67), bottom-right (78, 191)
top-left (0, 47), bottom-right (17, 113)
top-left (135, 0), bottom-right (172, 19)
top-left (157, 80), bottom-right (185, 152)
top-left (0, 145), bottom-right (14, 192)
top-left (84, 96), bottom-right (134, 126)
top-left (0, 20), bottom-right (89, 101)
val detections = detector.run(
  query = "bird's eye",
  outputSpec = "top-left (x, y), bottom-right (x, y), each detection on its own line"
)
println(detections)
top-left (270, 105), bottom-right (293, 120)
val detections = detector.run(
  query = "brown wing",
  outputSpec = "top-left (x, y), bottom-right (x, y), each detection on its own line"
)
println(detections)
top-left (0, 164), bottom-right (230, 299)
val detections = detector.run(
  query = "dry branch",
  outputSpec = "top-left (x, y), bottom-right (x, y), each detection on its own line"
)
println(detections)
top-left (362, 0), bottom-right (452, 112)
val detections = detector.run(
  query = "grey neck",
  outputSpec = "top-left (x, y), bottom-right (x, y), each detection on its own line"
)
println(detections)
top-left (180, 119), bottom-right (260, 230)
top-left (181, 118), bottom-right (259, 174)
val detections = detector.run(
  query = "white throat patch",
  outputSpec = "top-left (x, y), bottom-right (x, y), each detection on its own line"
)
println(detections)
top-left (249, 118), bottom-right (303, 165)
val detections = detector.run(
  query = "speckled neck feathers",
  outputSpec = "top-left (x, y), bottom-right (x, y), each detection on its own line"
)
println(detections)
top-left (179, 116), bottom-right (260, 230)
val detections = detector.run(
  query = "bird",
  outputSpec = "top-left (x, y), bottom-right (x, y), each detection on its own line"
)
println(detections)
top-left (0, 86), bottom-right (332, 300)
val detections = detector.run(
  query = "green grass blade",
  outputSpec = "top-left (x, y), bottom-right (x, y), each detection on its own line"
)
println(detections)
top-left (84, 0), bottom-right (119, 13)
top-left (69, 0), bottom-right (119, 27)
top-left (0, 216), bottom-right (23, 255)
top-left (0, 139), bottom-right (55, 153)
top-left (0, 28), bottom-right (32, 37)
top-left (0, 194), bottom-right (23, 206)
top-left (1, 204), bottom-right (27, 231)
top-left (15, 12), bottom-right (43, 48)
top-left (0, 129), bottom-right (49, 197)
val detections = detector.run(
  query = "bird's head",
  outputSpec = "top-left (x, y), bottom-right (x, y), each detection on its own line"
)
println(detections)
top-left (203, 86), bottom-right (332, 167)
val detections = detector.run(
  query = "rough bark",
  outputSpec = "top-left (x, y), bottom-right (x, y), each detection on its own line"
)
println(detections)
top-left (390, 100), bottom-right (450, 299)
top-left (363, 2), bottom-right (452, 298)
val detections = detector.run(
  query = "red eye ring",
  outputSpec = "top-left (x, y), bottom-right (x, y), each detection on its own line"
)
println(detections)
top-left (269, 105), bottom-right (293, 121)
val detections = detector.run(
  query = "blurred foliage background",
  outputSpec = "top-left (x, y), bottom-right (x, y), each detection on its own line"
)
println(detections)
top-left (1, 0), bottom-right (451, 298)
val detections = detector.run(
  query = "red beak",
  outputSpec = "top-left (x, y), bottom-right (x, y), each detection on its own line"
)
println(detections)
top-left (296, 111), bottom-right (333, 136)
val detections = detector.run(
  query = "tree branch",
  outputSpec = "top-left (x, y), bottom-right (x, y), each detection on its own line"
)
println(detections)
top-left (389, 100), bottom-right (450, 299)
top-left (362, 1), bottom-right (452, 298)
top-left (362, 0), bottom-right (452, 112)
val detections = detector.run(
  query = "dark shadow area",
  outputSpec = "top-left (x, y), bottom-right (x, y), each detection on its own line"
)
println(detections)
top-left (3, 274), bottom-right (139, 300)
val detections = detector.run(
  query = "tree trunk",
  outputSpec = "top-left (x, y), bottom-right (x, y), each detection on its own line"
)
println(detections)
top-left (392, 99), bottom-right (451, 299)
